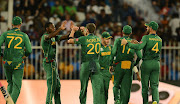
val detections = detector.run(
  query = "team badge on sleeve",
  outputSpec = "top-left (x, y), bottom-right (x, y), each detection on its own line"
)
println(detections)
top-left (140, 41), bottom-right (143, 44)
top-left (76, 38), bottom-right (79, 42)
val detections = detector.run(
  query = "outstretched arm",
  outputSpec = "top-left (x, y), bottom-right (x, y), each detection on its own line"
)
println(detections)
top-left (67, 26), bottom-right (79, 44)
top-left (44, 21), bottom-right (67, 40)
top-left (121, 36), bottom-right (147, 50)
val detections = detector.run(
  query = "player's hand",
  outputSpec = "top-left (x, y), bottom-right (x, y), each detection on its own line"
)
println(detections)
top-left (131, 39), bottom-right (139, 44)
top-left (121, 38), bottom-right (128, 45)
top-left (72, 26), bottom-right (79, 31)
top-left (109, 66), bottom-right (114, 74)
top-left (70, 21), bottom-right (74, 30)
top-left (80, 26), bottom-right (85, 30)
top-left (136, 72), bottom-right (141, 81)
top-left (60, 20), bottom-right (67, 30)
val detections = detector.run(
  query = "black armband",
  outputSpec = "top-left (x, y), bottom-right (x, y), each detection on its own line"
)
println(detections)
top-left (68, 37), bottom-right (74, 40)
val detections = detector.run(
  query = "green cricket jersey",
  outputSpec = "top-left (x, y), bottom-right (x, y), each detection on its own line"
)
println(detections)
top-left (0, 28), bottom-right (32, 63)
top-left (41, 33), bottom-right (62, 62)
top-left (110, 36), bottom-right (142, 66)
top-left (99, 44), bottom-right (112, 70)
top-left (74, 34), bottom-right (101, 63)
top-left (128, 34), bottom-right (162, 61)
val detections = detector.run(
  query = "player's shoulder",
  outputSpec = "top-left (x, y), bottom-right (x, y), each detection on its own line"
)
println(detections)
top-left (20, 31), bottom-right (27, 35)
top-left (142, 35), bottom-right (148, 38)
top-left (1, 31), bottom-right (8, 36)
top-left (156, 35), bottom-right (162, 40)
top-left (19, 31), bottom-right (29, 38)
top-left (42, 33), bottom-right (48, 37)
top-left (94, 35), bottom-right (101, 40)
top-left (78, 36), bottom-right (86, 40)
top-left (115, 37), bottom-right (122, 41)
top-left (2, 29), bottom-right (14, 34)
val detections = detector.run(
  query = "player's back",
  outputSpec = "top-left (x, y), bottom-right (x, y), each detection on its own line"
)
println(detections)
top-left (142, 34), bottom-right (162, 61)
top-left (2, 28), bottom-right (30, 63)
top-left (80, 34), bottom-right (101, 63)
top-left (115, 36), bottom-right (136, 63)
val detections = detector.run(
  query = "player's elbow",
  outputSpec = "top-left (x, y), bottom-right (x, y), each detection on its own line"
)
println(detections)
top-left (67, 40), bottom-right (71, 43)
top-left (25, 49), bottom-right (32, 56)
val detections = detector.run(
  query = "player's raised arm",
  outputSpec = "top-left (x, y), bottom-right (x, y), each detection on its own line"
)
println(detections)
top-left (67, 26), bottom-right (79, 44)
top-left (56, 21), bottom-right (75, 41)
top-left (44, 20), bottom-right (67, 40)
top-left (24, 34), bottom-right (32, 57)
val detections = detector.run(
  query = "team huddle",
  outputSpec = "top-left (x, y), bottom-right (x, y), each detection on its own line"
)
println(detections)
top-left (0, 16), bottom-right (162, 104)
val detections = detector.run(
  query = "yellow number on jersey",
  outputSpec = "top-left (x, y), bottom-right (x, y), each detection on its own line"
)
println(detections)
top-left (7, 36), bottom-right (15, 48)
top-left (87, 43), bottom-right (100, 54)
top-left (7, 36), bottom-right (23, 49)
top-left (121, 44), bottom-right (131, 54)
top-left (95, 43), bottom-right (100, 54)
top-left (14, 37), bottom-right (23, 49)
top-left (87, 44), bottom-right (94, 54)
top-left (152, 42), bottom-right (159, 53)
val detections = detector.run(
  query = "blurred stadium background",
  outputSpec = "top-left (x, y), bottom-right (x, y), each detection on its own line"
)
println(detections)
top-left (0, 0), bottom-right (180, 104)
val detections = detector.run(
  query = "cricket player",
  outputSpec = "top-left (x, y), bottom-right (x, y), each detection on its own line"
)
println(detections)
top-left (41, 21), bottom-right (69, 104)
top-left (121, 21), bottom-right (162, 104)
top-left (68, 23), bottom-right (104, 104)
top-left (110, 25), bottom-right (142, 104)
top-left (99, 32), bottom-right (113, 104)
top-left (0, 16), bottom-right (32, 104)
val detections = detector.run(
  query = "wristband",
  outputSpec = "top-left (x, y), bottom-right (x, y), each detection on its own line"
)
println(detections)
top-left (68, 37), bottom-right (74, 39)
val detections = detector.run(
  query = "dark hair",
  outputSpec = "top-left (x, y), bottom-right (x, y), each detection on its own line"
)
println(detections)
top-left (45, 22), bottom-right (53, 31)
top-left (86, 23), bottom-right (96, 33)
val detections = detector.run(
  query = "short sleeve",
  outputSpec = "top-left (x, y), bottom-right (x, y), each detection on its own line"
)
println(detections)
top-left (74, 36), bottom-right (85, 45)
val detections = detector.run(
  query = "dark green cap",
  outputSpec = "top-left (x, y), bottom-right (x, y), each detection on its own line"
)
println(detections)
top-left (123, 25), bottom-right (132, 35)
top-left (145, 21), bottom-right (158, 31)
top-left (102, 32), bottom-right (112, 39)
top-left (12, 16), bottom-right (22, 25)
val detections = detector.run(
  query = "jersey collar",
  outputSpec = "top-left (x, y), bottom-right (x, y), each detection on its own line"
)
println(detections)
top-left (150, 34), bottom-right (157, 36)
top-left (12, 27), bottom-right (20, 31)
top-left (87, 33), bottom-right (94, 36)
top-left (101, 43), bottom-right (108, 48)
top-left (123, 36), bottom-right (129, 38)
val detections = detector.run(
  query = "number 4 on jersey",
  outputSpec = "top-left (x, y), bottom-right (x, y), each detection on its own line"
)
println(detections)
top-left (152, 42), bottom-right (159, 53)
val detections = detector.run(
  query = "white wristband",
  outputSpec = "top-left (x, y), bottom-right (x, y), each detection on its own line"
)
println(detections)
top-left (133, 66), bottom-right (138, 73)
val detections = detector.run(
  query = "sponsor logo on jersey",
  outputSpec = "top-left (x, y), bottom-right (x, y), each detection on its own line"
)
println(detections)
top-left (101, 51), bottom-right (111, 56)
top-left (86, 38), bottom-right (100, 43)
top-left (149, 38), bottom-right (162, 42)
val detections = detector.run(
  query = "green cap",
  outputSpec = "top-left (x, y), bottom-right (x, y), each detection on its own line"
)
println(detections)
top-left (102, 32), bottom-right (112, 39)
top-left (12, 16), bottom-right (22, 25)
top-left (123, 25), bottom-right (132, 35)
top-left (145, 21), bottom-right (158, 31)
